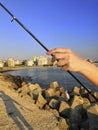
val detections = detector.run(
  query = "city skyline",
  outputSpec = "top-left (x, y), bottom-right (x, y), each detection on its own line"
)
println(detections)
top-left (0, 55), bottom-right (52, 68)
top-left (0, 0), bottom-right (98, 60)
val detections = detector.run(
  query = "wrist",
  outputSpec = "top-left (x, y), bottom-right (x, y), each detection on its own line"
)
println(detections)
top-left (78, 59), bottom-right (94, 74)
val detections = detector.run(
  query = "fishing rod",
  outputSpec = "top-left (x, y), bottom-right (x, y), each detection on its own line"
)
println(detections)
top-left (0, 2), bottom-right (98, 101)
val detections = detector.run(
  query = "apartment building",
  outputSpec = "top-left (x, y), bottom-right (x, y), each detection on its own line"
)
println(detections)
top-left (7, 58), bottom-right (15, 67)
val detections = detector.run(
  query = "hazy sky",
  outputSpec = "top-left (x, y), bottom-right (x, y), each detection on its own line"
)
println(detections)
top-left (0, 0), bottom-right (98, 60)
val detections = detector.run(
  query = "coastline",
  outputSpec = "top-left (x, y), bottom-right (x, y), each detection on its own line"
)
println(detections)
top-left (1, 62), bottom-right (97, 73)
top-left (0, 65), bottom-right (55, 73)
top-left (0, 62), bottom-right (97, 73)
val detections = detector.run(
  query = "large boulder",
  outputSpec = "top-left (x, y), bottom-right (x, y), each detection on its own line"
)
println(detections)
top-left (87, 103), bottom-right (98, 130)
top-left (0, 73), bottom-right (18, 89)
top-left (69, 95), bottom-right (84, 127)
top-left (28, 83), bottom-right (42, 95)
top-left (72, 86), bottom-right (80, 95)
top-left (17, 83), bottom-right (29, 97)
top-left (59, 101), bottom-right (70, 118)
top-left (36, 93), bottom-right (47, 109)
top-left (83, 98), bottom-right (91, 109)
top-left (50, 81), bottom-right (59, 90)
top-left (49, 98), bottom-right (60, 110)
top-left (59, 118), bottom-right (69, 130)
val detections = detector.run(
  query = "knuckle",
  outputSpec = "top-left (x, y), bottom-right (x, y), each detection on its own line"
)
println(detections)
top-left (66, 48), bottom-right (71, 52)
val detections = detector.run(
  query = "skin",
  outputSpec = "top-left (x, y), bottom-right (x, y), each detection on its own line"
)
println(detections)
top-left (46, 48), bottom-right (98, 88)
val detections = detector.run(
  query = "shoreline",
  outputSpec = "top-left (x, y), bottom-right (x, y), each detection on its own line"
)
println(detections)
top-left (0, 65), bottom-right (56, 73)
top-left (0, 63), bottom-right (97, 73)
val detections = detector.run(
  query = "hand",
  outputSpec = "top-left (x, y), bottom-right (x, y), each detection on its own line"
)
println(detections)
top-left (46, 48), bottom-right (85, 72)
top-left (46, 48), bottom-right (98, 87)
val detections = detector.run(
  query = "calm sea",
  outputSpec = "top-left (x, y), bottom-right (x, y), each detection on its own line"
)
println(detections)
top-left (5, 66), bottom-right (98, 92)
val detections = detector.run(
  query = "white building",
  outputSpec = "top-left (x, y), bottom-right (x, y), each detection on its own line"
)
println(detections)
top-left (14, 60), bottom-right (24, 66)
top-left (0, 60), bottom-right (4, 68)
top-left (37, 56), bottom-right (48, 65)
top-left (7, 58), bottom-right (15, 67)
top-left (25, 59), bottom-right (34, 66)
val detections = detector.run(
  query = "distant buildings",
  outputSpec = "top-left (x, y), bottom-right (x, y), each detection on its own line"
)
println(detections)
top-left (0, 56), bottom-right (97, 68)
top-left (14, 60), bottom-right (23, 66)
top-left (25, 59), bottom-right (34, 66)
top-left (0, 60), bottom-right (4, 68)
top-left (7, 58), bottom-right (15, 67)
top-left (0, 56), bottom-right (52, 68)
top-left (37, 56), bottom-right (48, 66)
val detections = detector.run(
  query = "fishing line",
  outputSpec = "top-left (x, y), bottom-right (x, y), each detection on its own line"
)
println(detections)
top-left (0, 2), bottom-right (98, 101)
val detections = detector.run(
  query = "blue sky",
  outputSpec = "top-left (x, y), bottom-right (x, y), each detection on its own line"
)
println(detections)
top-left (0, 0), bottom-right (98, 60)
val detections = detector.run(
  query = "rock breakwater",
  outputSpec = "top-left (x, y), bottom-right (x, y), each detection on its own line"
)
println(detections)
top-left (0, 73), bottom-right (98, 130)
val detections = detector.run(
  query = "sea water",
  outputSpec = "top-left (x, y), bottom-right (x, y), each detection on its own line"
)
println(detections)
top-left (5, 67), bottom-right (98, 92)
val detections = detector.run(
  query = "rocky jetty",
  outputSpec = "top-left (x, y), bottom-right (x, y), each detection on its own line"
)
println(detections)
top-left (0, 73), bottom-right (98, 130)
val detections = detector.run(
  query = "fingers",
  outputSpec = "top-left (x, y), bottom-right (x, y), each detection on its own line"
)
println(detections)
top-left (52, 53), bottom-right (66, 61)
top-left (46, 48), bottom-right (73, 71)
top-left (52, 53), bottom-right (69, 66)
top-left (57, 59), bottom-right (69, 67)
top-left (46, 48), bottom-right (71, 55)
top-left (61, 65), bottom-right (69, 71)
top-left (46, 47), bottom-right (83, 72)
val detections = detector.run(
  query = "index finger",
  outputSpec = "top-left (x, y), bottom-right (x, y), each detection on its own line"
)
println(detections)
top-left (46, 48), bottom-right (70, 55)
